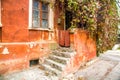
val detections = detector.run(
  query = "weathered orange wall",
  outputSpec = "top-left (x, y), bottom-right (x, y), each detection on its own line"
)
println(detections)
top-left (29, 30), bottom-right (54, 41)
top-left (0, 27), bottom-right (2, 42)
top-left (70, 33), bottom-right (74, 44)
top-left (0, 0), bottom-right (96, 75)
top-left (63, 29), bottom-right (96, 76)
top-left (0, 42), bottom-right (57, 74)
top-left (0, 44), bottom-right (29, 74)
top-left (54, 2), bottom-right (65, 42)
top-left (0, 0), bottom-right (57, 74)
top-left (54, 2), bottom-right (64, 30)
top-left (2, 0), bottom-right (29, 42)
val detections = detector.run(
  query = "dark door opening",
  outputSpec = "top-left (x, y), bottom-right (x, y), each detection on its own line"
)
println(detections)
top-left (65, 10), bottom-right (73, 30)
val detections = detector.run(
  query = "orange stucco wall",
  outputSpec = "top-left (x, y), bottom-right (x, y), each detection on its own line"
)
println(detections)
top-left (63, 29), bottom-right (96, 76)
top-left (2, 0), bottom-right (29, 42)
top-left (0, 0), bottom-right (29, 74)
top-left (0, 0), bottom-right (58, 74)
top-left (54, 1), bottom-right (65, 42)
top-left (0, 42), bottom-right (57, 74)
top-left (29, 30), bottom-right (54, 41)
top-left (0, 44), bottom-right (29, 74)
top-left (0, 27), bottom-right (2, 42)
top-left (0, 0), bottom-right (96, 75)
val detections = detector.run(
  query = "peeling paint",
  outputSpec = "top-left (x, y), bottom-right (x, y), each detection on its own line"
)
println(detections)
top-left (2, 47), bottom-right (9, 54)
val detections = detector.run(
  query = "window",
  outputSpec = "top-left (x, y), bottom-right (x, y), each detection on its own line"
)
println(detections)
top-left (29, 0), bottom-right (53, 30)
top-left (41, 3), bottom-right (48, 28)
top-left (32, 0), bottom-right (40, 28)
top-left (0, 0), bottom-right (2, 26)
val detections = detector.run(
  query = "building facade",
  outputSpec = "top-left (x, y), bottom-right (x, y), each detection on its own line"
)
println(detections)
top-left (0, 0), bottom-right (96, 75)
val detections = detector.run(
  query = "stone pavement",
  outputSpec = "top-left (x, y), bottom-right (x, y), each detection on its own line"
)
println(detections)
top-left (75, 50), bottom-right (120, 80)
top-left (0, 67), bottom-right (59, 80)
top-left (0, 50), bottom-right (120, 80)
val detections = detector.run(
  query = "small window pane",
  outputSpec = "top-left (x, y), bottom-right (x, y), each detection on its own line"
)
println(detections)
top-left (33, 10), bottom-right (39, 18)
top-left (42, 12), bottom-right (48, 19)
top-left (32, 0), bottom-right (40, 28)
top-left (42, 20), bottom-right (48, 28)
top-left (33, 0), bottom-right (39, 9)
top-left (42, 4), bottom-right (48, 11)
top-left (33, 19), bottom-right (40, 28)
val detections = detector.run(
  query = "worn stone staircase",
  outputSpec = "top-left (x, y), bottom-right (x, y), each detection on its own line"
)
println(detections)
top-left (39, 47), bottom-right (76, 76)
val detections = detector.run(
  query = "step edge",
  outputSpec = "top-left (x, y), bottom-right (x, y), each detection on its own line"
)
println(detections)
top-left (42, 64), bottom-right (62, 74)
top-left (50, 55), bottom-right (70, 61)
top-left (45, 59), bottom-right (66, 68)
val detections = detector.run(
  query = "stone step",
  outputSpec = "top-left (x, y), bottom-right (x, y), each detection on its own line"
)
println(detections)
top-left (49, 55), bottom-right (70, 64)
top-left (51, 55), bottom-right (70, 61)
top-left (56, 47), bottom-right (74, 52)
top-left (45, 59), bottom-right (65, 71)
top-left (41, 64), bottom-right (62, 75)
top-left (52, 51), bottom-right (75, 58)
top-left (40, 47), bottom-right (76, 77)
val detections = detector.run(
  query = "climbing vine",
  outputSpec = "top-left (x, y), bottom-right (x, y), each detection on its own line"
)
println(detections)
top-left (55, 0), bottom-right (119, 55)
top-left (96, 0), bottom-right (119, 55)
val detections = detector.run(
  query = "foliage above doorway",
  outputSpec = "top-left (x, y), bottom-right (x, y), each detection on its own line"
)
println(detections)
top-left (55, 0), bottom-right (119, 55)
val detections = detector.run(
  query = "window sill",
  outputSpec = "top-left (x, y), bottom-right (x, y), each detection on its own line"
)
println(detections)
top-left (28, 28), bottom-right (53, 32)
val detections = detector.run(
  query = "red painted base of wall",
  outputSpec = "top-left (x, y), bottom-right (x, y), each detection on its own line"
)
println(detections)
top-left (0, 41), bottom-right (57, 74)
top-left (0, 58), bottom-right (29, 74)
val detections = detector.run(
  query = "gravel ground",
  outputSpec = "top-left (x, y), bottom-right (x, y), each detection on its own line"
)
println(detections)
top-left (0, 67), bottom-right (84, 80)
top-left (0, 67), bottom-right (59, 80)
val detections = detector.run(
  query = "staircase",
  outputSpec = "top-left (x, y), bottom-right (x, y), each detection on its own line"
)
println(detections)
top-left (39, 47), bottom-right (76, 76)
